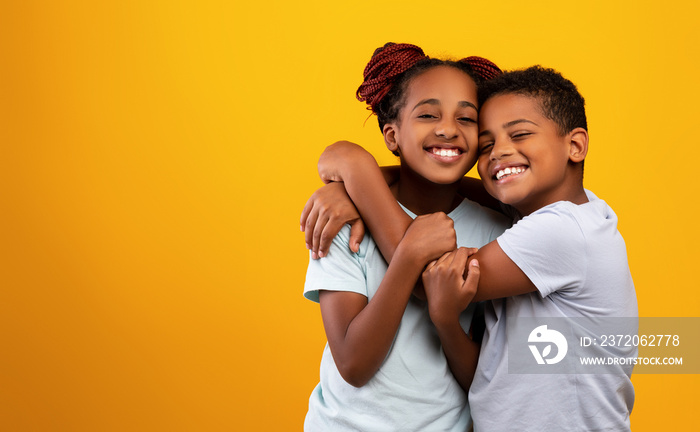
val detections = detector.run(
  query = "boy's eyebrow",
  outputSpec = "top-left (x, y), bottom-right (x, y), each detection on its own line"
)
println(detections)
top-left (504, 119), bottom-right (538, 128)
top-left (478, 119), bottom-right (539, 138)
top-left (411, 99), bottom-right (477, 112)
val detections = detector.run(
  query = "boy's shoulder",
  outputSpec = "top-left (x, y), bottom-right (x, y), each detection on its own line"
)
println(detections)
top-left (499, 190), bottom-right (623, 267)
top-left (498, 189), bottom-right (633, 302)
top-left (531, 189), bottom-right (617, 232)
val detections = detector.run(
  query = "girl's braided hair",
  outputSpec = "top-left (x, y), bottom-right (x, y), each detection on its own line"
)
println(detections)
top-left (356, 43), bottom-right (502, 134)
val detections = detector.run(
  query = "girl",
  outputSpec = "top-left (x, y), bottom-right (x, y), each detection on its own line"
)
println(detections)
top-left (302, 43), bottom-right (508, 431)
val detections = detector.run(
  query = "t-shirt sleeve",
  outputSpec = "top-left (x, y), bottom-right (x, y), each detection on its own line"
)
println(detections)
top-left (303, 225), bottom-right (368, 303)
top-left (496, 204), bottom-right (587, 297)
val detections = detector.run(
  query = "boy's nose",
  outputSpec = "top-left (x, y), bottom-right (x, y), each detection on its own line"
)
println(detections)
top-left (435, 119), bottom-right (458, 139)
top-left (490, 139), bottom-right (514, 160)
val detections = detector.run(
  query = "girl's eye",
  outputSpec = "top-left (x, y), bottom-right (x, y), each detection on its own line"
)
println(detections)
top-left (418, 114), bottom-right (437, 119)
top-left (459, 117), bottom-right (477, 123)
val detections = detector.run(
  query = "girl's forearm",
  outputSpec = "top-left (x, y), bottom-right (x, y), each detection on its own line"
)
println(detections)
top-left (323, 246), bottom-right (423, 387)
top-left (433, 318), bottom-right (479, 391)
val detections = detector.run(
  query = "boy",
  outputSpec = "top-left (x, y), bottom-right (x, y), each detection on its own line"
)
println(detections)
top-left (305, 66), bottom-right (638, 431)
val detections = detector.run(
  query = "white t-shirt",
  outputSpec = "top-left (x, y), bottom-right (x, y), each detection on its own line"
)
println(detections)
top-left (469, 190), bottom-right (638, 432)
top-left (304, 199), bottom-right (509, 432)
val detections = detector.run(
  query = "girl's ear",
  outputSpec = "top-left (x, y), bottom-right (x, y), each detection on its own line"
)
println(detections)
top-left (383, 123), bottom-right (400, 154)
top-left (568, 127), bottom-right (588, 163)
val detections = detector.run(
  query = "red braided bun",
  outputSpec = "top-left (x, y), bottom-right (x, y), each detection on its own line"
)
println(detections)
top-left (459, 56), bottom-right (502, 81)
top-left (356, 43), bottom-right (427, 112)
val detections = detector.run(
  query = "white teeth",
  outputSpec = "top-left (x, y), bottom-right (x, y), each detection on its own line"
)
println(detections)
top-left (432, 148), bottom-right (459, 157)
top-left (496, 166), bottom-right (525, 180)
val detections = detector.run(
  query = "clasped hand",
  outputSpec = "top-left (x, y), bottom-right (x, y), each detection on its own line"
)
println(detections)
top-left (422, 248), bottom-right (480, 326)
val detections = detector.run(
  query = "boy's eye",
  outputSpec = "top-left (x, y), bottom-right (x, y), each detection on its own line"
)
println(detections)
top-left (479, 142), bottom-right (494, 154)
top-left (512, 132), bottom-right (532, 139)
top-left (458, 117), bottom-right (477, 123)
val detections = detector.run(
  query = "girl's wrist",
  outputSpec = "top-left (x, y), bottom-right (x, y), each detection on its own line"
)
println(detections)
top-left (393, 242), bottom-right (425, 276)
top-left (430, 312), bottom-right (463, 335)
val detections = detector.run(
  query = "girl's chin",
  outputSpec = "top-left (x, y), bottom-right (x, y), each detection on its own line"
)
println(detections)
top-left (427, 172), bottom-right (470, 185)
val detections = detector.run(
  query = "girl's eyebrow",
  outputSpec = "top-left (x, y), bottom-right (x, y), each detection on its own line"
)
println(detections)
top-left (411, 99), bottom-right (477, 112)
top-left (458, 101), bottom-right (477, 110)
top-left (411, 98), bottom-right (439, 112)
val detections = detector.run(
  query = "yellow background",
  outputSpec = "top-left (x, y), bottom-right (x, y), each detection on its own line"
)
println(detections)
top-left (1, 1), bottom-right (698, 430)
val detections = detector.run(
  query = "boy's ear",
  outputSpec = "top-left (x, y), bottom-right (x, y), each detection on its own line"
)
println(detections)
top-left (568, 127), bottom-right (588, 163)
top-left (383, 123), bottom-right (399, 154)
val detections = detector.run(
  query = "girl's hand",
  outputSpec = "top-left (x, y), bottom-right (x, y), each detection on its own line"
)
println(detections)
top-left (300, 182), bottom-right (366, 259)
top-left (422, 248), bottom-right (480, 327)
top-left (397, 213), bottom-right (457, 266)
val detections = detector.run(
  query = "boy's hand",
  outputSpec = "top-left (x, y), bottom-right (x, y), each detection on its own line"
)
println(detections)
top-left (300, 182), bottom-right (365, 259)
top-left (422, 248), bottom-right (480, 327)
top-left (397, 213), bottom-right (457, 266)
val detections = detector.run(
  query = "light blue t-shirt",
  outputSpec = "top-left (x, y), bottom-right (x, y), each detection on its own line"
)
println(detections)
top-left (469, 190), bottom-right (638, 432)
top-left (304, 198), bottom-right (509, 432)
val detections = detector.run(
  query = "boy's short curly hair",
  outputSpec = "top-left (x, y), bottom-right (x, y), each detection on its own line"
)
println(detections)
top-left (477, 66), bottom-right (587, 136)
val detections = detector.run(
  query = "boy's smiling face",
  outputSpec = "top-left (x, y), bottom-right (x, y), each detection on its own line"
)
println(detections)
top-left (383, 66), bottom-right (480, 186)
top-left (477, 93), bottom-right (587, 215)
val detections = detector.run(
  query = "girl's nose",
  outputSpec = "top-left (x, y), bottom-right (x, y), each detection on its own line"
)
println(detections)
top-left (436, 119), bottom-right (458, 140)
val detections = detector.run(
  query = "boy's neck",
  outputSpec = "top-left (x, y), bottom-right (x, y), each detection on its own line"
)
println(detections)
top-left (391, 167), bottom-right (463, 216)
top-left (517, 184), bottom-right (589, 216)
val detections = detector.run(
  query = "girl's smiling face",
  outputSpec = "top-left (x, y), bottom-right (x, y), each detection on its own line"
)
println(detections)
top-left (383, 66), bottom-right (479, 186)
